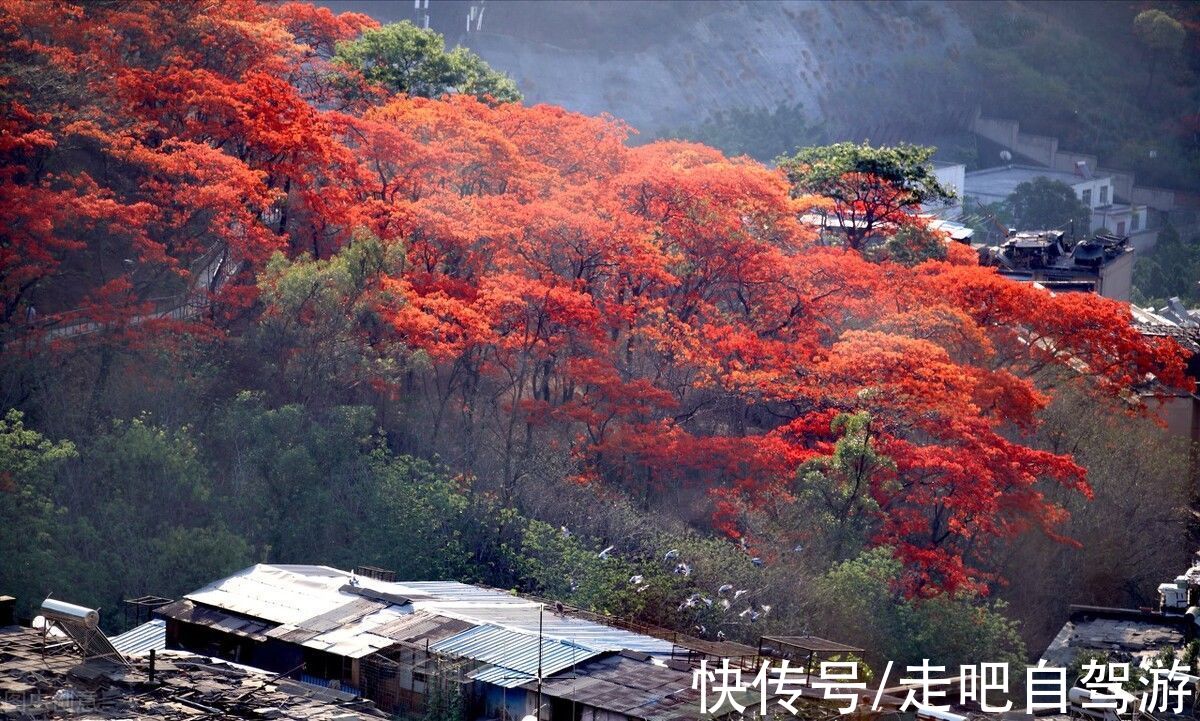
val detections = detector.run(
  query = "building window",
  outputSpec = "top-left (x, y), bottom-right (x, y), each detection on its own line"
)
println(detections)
top-left (1099, 185), bottom-right (1108, 205)
top-left (1117, 221), bottom-right (1126, 235)
top-left (1082, 189), bottom-right (1092, 206)
top-left (1131, 213), bottom-right (1140, 232)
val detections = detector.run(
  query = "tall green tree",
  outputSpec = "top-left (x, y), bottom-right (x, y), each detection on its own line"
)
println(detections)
top-left (810, 548), bottom-right (1027, 673)
top-left (334, 21), bottom-right (520, 103)
top-left (1005, 177), bottom-right (1092, 234)
top-left (1133, 9), bottom-right (1186, 97)
top-left (0, 410), bottom-right (76, 618)
top-left (1132, 224), bottom-right (1200, 306)
top-left (777, 142), bottom-right (954, 251)
top-left (668, 103), bottom-right (824, 162)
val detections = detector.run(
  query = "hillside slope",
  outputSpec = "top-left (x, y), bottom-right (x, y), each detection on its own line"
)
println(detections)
top-left (320, 0), bottom-right (974, 136)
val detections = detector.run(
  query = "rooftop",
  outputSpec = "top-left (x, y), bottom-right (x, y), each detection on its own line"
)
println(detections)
top-left (0, 624), bottom-right (386, 719)
top-left (1039, 605), bottom-right (1188, 669)
top-left (965, 164), bottom-right (1108, 202)
top-left (981, 230), bottom-right (1131, 281)
top-left (159, 564), bottom-right (692, 668)
top-left (527, 651), bottom-right (706, 721)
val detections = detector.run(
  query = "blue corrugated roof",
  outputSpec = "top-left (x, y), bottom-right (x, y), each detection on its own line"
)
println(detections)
top-left (110, 619), bottom-right (166, 655)
top-left (431, 624), bottom-right (602, 688)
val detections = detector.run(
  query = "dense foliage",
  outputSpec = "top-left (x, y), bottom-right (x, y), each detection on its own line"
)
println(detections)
top-left (0, 0), bottom-right (1192, 663)
top-left (1133, 224), bottom-right (1200, 307)
top-left (663, 103), bottom-right (825, 162)
top-left (333, 21), bottom-right (520, 103)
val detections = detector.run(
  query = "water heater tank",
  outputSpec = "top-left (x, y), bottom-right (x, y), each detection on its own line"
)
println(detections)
top-left (40, 598), bottom-right (100, 628)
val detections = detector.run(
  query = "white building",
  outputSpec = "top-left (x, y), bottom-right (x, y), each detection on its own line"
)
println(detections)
top-left (964, 164), bottom-right (1147, 237)
top-left (925, 161), bottom-right (966, 219)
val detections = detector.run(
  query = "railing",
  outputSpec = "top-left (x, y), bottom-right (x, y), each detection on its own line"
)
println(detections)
top-left (19, 243), bottom-right (238, 344)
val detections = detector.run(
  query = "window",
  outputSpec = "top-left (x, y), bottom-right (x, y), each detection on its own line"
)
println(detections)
top-left (1082, 189), bottom-right (1092, 206)
top-left (1131, 213), bottom-right (1140, 232)
top-left (1100, 185), bottom-right (1108, 205)
top-left (1117, 221), bottom-right (1126, 235)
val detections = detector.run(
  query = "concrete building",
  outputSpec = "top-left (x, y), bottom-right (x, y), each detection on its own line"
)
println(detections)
top-left (1132, 302), bottom-right (1200, 484)
top-left (1038, 555), bottom-right (1200, 721)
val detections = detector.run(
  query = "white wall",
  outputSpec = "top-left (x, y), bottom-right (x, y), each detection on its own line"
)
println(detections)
top-left (1071, 176), bottom-right (1110, 209)
top-left (1070, 176), bottom-right (1114, 232)
top-left (934, 164), bottom-right (966, 200)
top-left (926, 163), bottom-right (966, 218)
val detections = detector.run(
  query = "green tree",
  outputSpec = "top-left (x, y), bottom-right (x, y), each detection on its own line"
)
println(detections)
top-left (0, 410), bottom-right (76, 619)
top-left (777, 142), bottom-right (954, 251)
top-left (961, 196), bottom-right (1015, 245)
top-left (334, 22), bottom-right (520, 103)
top-left (874, 224), bottom-right (950, 266)
top-left (667, 103), bottom-right (824, 162)
top-left (208, 394), bottom-right (379, 565)
top-left (251, 231), bottom-right (406, 409)
top-left (1005, 177), bottom-right (1092, 234)
top-left (810, 548), bottom-right (1027, 672)
top-left (1132, 224), bottom-right (1200, 306)
top-left (1133, 9), bottom-right (1186, 96)
top-left (150, 526), bottom-right (252, 602)
top-left (52, 417), bottom-right (238, 619)
top-left (788, 412), bottom-right (894, 561)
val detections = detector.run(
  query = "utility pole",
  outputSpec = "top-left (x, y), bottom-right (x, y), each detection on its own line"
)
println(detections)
top-left (536, 603), bottom-right (544, 721)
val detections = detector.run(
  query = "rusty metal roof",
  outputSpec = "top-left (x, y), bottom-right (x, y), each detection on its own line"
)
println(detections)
top-left (373, 611), bottom-right (472, 644)
top-left (155, 599), bottom-right (273, 641)
top-left (759, 635), bottom-right (862, 654)
top-left (529, 652), bottom-right (703, 720)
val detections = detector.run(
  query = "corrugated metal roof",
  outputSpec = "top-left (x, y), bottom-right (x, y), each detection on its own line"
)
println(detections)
top-left (296, 598), bottom-right (388, 633)
top-left (432, 624), bottom-right (602, 688)
top-left (416, 601), bottom-right (677, 657)
top-left (110, 619), bottom-right (166, 656)
top-left (374, 611), bottom-right (472, 643)
top-left (177, 565), bottom-right (678, 663)
top-left (533, 653), bottom-right (763, 721)
top-left (300, 605), bottom-right (409, 658)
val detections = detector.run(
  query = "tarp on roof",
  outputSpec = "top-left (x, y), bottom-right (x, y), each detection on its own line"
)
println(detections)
top-left (432, 624), bottom-right (602, 688)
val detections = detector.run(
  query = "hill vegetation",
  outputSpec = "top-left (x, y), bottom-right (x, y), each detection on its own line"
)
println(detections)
top-left (664, 2), bottom-right (1199, 194)
top-left (0, 0), bottom-right (1193, 667)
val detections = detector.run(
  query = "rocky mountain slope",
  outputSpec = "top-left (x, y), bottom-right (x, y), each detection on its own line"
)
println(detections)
top-left (321, 0), bottom-right (974, 137)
